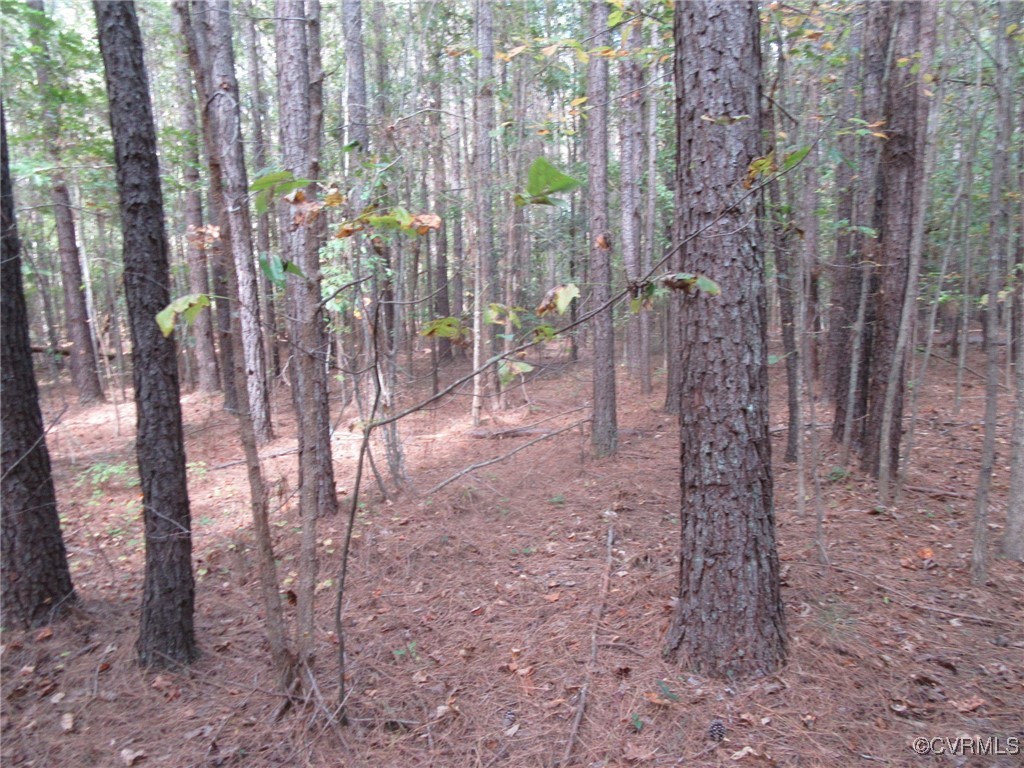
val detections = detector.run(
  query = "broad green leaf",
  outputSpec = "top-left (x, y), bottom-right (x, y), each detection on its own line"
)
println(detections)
top-left (533, 324), bottom-right (557, 342)
top-left (781, 146), bottom-right (811, 172)
top-left (366, 214), bottom-right (401, 230)
top-left (283, 261), bottom-right (305, 278)
top-left (525, 157), bottom-right (582, 197)
top-left (630, 297), bottom-right (642, 314)
top-left (249, 169), bottom-right (293, 192)
top-left (420, 316), bottom-right (463, 339)
top-left (156, 293), bottom-right (210, 338)
top-left (695, 275), bottom-right (721, 296)
top-left (498, 359), bottom-right (534, 386)
top-left (555, 283), bottom-right (580, 314)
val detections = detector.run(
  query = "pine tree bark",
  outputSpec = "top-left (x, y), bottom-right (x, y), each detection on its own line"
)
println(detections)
top-left (620, 11), bottom-right (648, 392)
top-left (206, 0), bottom-right (273, 444)
top-left (665, 0), bottom-right (785, 678)
top-left (27, 0), bottom-right (104, 405)
top-left (862, 1), bottom-right (935, 480)
top-left (171, 6), bottom-right (219, 394)
top-left (587, 0), bottom-right (617, 456)
top-left (94, 0), bottom-right (197, 666)
top-left (275, 0), bottom-right (338, 672)
top-left (1, 104), bottom-right (76, 629)
top-left (241, 0), bottom-right (280, 380)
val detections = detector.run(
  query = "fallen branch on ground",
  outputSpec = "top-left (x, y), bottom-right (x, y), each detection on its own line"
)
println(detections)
top-left (562, 525), bottom-right (615, 767)
top-left (426, 419), bottom-right (588, 495)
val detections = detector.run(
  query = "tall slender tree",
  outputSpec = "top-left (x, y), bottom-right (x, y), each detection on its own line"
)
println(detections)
top-left (94, 0), bottom-right (196, 666)
top-left (1, 103), bottom-right (76, 629)
top-left (275, 0), bottom-right (338, 676)
top-left (665, 0), bottom-right (786, 678)
top-left (27, 0), bottom-right (104, 405)
top-left (206, 0), bottom-right (273, 444)
top-left (587, 0), bottom-right (617, 457)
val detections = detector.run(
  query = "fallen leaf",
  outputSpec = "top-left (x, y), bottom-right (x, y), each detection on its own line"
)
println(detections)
top-left (60, 713), bottom-right (74, 733)
top-left (730, 746), bottom-right (757, 760)
top-left (412, 670), bottom-right (428, 684)
top-left (952, 695), bottom-right (984, 713)
top-left (35, 627), bottom-right (54, 642)
top-left (503, 722), bottom-right (520, 737)
top-left (917, 547), bottom-right (934, 560)
top-left (545, 592), bottom-right (561, 603)
top-left (623, 741), bottom-right (657, 762)
top-left (643, 691), bottom-right (674, 707)
top-left (120, 748), bottom-right (146, 766)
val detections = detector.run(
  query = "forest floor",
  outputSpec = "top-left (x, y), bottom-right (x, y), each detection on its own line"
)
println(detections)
top-left (2, 341), bottom-right (1022, 768)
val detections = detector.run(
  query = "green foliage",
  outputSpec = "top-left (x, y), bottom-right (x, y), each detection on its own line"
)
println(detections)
top-left (258, 253), bottom-right (305, 288)
top-left (498, 359), bottom-right (534, 386)
top-left (660, 273), bottom-right (721, 297)
top-left (156, 293), bottom-right (211, 338)
top-left (514, 157), bottom-right (581, 207)
top-left (250, 169), bottom-right (314, 215)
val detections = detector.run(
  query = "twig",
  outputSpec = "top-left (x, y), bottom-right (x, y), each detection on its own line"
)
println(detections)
top-left (426, 420), bottom-right (588, 495)
top-left (561, 525), bottom-right (615, 767)
top-left (929, 351), bottom-right (1010, 392)
top-left (902, 484), bottom-right (973, 500)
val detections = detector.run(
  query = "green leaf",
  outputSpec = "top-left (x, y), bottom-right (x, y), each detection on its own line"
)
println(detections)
top-left (283, 261), bottom-right (305, 278)
top-left (694, 275), bottom-right (721, 296)
top-left (533, 324), bottom-right (557, 342)
top-left (366, 214), bottom-right (401, 230)
top-left (525, 157), bottom-right (581, 197)
top-left (249, 169), bottom-right (293, 192)
top-left (555, 283), bottom-right (580, 314)
top-left (630, 297), bottom-right (642, 314)
top-left (156, 293), bottom-right (211, 338)
top-left (781, 146), bottom-right (811, 173)
top-left (498, 359), bottom-right (534, 386)
top-left (420, 316), bottom-right (463, 339)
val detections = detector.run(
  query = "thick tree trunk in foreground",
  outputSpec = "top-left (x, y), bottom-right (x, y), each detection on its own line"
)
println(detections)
top-left (94, 0), bottom-right (196, 666)
top-left (665, 0), bottom-right (786, 678)
top-left (1, 104), bottom-right (76, 629)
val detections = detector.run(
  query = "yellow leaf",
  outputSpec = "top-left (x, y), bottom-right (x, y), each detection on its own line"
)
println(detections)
top-left (570, 96), bottom-right (588, 107)
top-left (541, 43), bottom-right (559, 57)
top-left (324, 187), bottom-right (345, 207)
top-left (505, 44), bottom-right (526, 59)
top-left (643, 691), bottom-right (674, 707)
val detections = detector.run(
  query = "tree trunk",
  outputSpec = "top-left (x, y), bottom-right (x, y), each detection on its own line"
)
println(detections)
top-left (172, 6), bottom-right (219, 393)
top-left (863, 0), bottom-right (935, 482)
top-left (95, 0), bottom-right (197, 666)
top-left (587, 0), bottom-right (617, 457)
top-left (242, 0), bottom-right (280, 381)
top-left (620, 11), bottom-right (647, 391)
top-left (175, 0), bottom-right (238, 414)
top-left (665, 0), bottom-right (786, 678)
top-left (27, 0), bottom-right (104, 405)
top-left (471, 0), bottom-right (495, 426)
top-left (830, 2), bottom-right (892, 450)
top-left (206, 0), bottom-right (273, 444)
top-left (972, 0), bottom-right (1013, 583)
top-left (275, 0), bottom-right (338, 674)
top-left (1, 104), bottom-right (76, 629)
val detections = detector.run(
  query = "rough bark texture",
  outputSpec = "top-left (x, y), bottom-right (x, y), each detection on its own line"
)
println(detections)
top-left (862, 1), bottom-right (933, 478)
top-left (175, 0), bottom-right (238, 413)
top-left (620, 13), bottom-right (648, 392)
top-left (1, 104), bottom-right (76, 629)
top-left (242, 0), bottom-right (279, 380)
top-left (830, 2), bottom-right (892, 449)
top-left (94, 0), bottom-right (196, 666)
top-left (171, 6), bottom-right (219, 393)
top-left (27, 0), bottom-right (104, 405)
top-left (587, 0), bottom-right (617, 456)
top-left (207, 0), bottom-right (272, 444)
top-left (665, 0), bottom-right (786, 678)
top-left (275, 0), bottom-right (338, 672)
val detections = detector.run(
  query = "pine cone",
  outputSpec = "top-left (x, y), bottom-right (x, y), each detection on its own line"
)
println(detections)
top-left (708, 719), bottom-right (726, 743)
